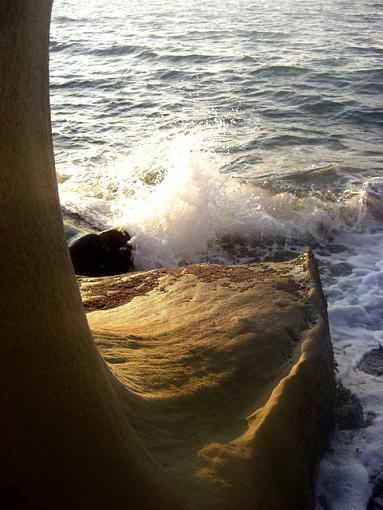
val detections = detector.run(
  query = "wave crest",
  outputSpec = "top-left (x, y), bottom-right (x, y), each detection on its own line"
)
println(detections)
top-left (58, 134), bottom-right (366, 269)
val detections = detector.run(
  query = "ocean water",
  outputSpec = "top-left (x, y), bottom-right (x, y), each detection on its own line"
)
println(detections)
top-left (50, 0), bottom-right (383, 507)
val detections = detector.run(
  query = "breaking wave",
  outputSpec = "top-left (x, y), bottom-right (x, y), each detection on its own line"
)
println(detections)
top-left (58, 133), bottom-right (366, 270)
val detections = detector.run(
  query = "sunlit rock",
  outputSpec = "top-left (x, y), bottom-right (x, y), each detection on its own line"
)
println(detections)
top-left (79, 249), bottom-right (336, 509)
top-left (0, 2), bottom-right (335, 508)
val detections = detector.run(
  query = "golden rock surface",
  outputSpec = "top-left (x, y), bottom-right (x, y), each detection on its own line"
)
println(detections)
top-left (79, 251), bottom-right (335, 509)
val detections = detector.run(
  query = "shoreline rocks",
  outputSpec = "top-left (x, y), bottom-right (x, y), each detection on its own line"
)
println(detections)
top-left (79, 249), bottom-right (336, 509)
top-left (0, 10), bottom-right (335, 506)
top-left (334, 382), bottom-right (364, 430)
top-left (358, 346), bottom-right (383, 377)
top-left (68, 228), bottom-right (133, 276)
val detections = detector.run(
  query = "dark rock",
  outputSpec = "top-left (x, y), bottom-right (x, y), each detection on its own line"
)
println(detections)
top-left (69, 229), bottom-right (133, 276)
top-left (334, 381), bottom-right (364, 430)
top-left (368, 471), bottom-right (383, 510)
top-left (359, 346), bottom-right (383, 377)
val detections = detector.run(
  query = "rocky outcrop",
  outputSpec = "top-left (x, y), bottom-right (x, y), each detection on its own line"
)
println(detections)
top-left (79, 250), bottom-right (336, 509)
top-left (0, 2), bottom-right (335, 509)
top-left (69, 228), bottom-right (133, 276)
top-left (64, 221), bottom-right (134, 276)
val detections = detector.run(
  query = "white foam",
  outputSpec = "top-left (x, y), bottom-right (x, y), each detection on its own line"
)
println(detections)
top-left (58, 132), bottom-right (362, 269)
top-left (316, 229), bottom-right (383, 510)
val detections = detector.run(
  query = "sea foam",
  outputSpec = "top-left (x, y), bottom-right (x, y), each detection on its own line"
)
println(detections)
top-left (316, 228), bottom-right (383, 510)
top-left (58, 133), bottom-right (362, 270)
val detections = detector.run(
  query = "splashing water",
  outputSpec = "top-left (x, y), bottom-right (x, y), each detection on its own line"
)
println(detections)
top-left (58, 132), bottom-right (363, 270)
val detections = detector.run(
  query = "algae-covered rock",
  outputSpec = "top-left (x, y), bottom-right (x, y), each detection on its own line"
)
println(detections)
top-left (359, 346), bottom-right (383, 377)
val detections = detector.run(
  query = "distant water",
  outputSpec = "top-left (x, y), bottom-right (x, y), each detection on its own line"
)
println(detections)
top-left (50, 1), bottom-right (383, 508)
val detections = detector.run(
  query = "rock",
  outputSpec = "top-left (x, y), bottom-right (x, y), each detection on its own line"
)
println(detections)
top-left (62, 219), bottom-right (134, 276)
top-left (69, 229), bottom-right (133, 276)
top-left (334, 382), bottom-right (364, 430)
top-left (0, 3), bottom-right (335, 509)
top-left (80, 249), bottom-right (336, 510)
top-left (359, 346), bottom-right (383, 377)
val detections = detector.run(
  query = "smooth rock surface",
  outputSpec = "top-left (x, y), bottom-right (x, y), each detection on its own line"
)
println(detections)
top-left (334, 383), bottom-right (364, 430)
top-left (79, 250), bottom-right (336, 510)
top-left (359, 347), bottom-right (383, 377)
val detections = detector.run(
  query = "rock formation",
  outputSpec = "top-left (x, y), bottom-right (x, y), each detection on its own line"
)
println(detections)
top-left (78, 251), bottom-right (335, 509)
top-left (69, 228), bottom-right (133, 276)
top-left (0, 3), bottom-right (181, 509)
top-left (0, 2), bottom-right (335, 509)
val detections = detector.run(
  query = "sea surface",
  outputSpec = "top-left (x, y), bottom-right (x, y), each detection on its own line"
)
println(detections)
top-left (50, 1), bottom-right (383, 508)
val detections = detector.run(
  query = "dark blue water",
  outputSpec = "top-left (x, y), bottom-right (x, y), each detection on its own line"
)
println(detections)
top-left (50, 0), bottom-right (382, 178)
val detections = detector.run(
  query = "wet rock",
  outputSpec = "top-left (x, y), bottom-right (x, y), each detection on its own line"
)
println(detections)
top-left (359, 346), bottom-right (383, 377)
top-left (329, 262), bottom-right (354, 277)
top-left (69, 229), bottom-right (133, 276)
top-left (334, 382), bottom-right (364, 430)
top-left (365, 411), bottom-right (377, 427)
top-left (368, 471), bottom-right (383, 510)
top-left (80, 250), bottom-right (336, 510)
